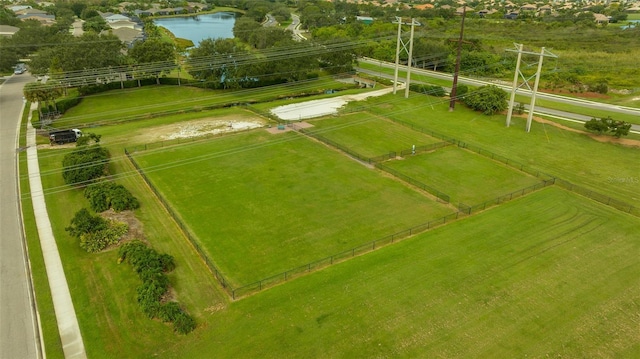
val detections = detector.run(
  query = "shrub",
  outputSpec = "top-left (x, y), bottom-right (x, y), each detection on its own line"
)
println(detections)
top-left (79, 221), bottom-right (128, 253)
top-left (119, 240), bottom-right (195, 333)
top-left (173, 312), bottom-right (197, 334)
top-left (62, 145), bottom-right (110, 186)
top-left (462, 85), bottom-right (508, 115)
top-left (84, 181), bottom-right (140, 213)
top-left (66, 209), bottom-right (128, 252)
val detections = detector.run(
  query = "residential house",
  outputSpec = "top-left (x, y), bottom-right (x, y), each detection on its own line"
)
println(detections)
top-left (0, 24), bottom-right (20, 37)
top-left (102, 27), bottom-right (144, 48)
top-left (593, 13), bottom-right (610, 23)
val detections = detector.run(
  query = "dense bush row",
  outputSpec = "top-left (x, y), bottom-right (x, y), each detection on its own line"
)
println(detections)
top-left (62, 144), bottom-right (110, 186)
top-left (584, 116), bottom-right (631, 138)
top-left (462, 85), bottom-right (508, 115)
top-left (84, 181), bottom-right (140, 212)
top-left (119, 240), bottom-right (196, 334)
top-left (409, 83), bottom-right (447, 97)
top-left (65, 208), bottom-right (128, 253)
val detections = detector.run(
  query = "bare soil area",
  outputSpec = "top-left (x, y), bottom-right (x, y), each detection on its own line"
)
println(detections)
top-left (132, 114), bottom-right (266, 143)
top-left (529, 115), bottom-right (640, 148)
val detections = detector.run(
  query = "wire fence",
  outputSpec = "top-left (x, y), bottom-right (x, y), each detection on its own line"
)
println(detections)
top-left (124, 149), bottom-right (234, 296)
top-left (123, 115), bottom-right (636, 301)
top-left (374, 163), bottom-right (451, 203)
top-left (555, 178), bottom-right (639, 217)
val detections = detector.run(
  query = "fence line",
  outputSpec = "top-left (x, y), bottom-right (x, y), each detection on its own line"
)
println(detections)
top-left (232, 178), bottom-right (554, 299)
top-left (374, 163), bottom-right (450, 203)
top-left (555, 178), bottom-right (639, 217)
top-left (123, 149), bottom-right (235, 295)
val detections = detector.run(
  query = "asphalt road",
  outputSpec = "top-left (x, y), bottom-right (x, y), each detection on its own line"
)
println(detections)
top-left (358, 57), bottom-right (640, 118)
top-left (0, 73), bottom-right (41, 359)
top-left (356, 66), bottom-right (640, 133)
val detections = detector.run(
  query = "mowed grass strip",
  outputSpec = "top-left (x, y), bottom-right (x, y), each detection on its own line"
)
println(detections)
top-left (385, 146), bottom-right (542, 205)
top-left (307, 112), bottom-right (443, 158)
top-left (173, 187), bottom-right (639, 358)
top-left (36, 149), bottom-right (224, 359)
top-left (134, 130), bottom-right (453, 285)
top-left (57, 77), bottom-right (356, 128)
top-left (356, 93), bottom-right (640, 205)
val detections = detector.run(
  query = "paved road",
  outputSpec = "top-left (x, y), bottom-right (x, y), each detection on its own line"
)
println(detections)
top-left (358, 57), bottom-right (640, 118)
top-left (0, 74), bottom-right (41, 359)
top-left (356, 67), bottom-right (640, 133)
top-left (287, 14), bottom-right (306, 41)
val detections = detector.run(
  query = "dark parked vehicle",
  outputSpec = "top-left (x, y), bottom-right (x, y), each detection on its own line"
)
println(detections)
top-left (49, 129), bottom-right (82, 144)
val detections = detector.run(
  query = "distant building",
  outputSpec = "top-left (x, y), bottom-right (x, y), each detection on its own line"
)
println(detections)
top-left (0, 24), bottom-right (20, 37)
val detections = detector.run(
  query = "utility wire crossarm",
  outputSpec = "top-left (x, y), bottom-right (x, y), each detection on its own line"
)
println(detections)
top-left (505, 43), bottom-right (558, 132)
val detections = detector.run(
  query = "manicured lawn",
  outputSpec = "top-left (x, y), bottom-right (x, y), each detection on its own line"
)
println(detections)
top-left (133, 130), bottom-right (453, 285)
top-left (352, 93), bottom-right (640, 206)
top-left (28, 82), bottom-right (639, 358)
top-left (171, 187), bottom-right (640, 358)
top-left (36, 148), bottom-right (224, 359)
top-left (384, 146), bottom-right (543, 205)
top-left (307, 112), bottom-right (443, 157)
top-left (57, 78), bottom-right (359, 128)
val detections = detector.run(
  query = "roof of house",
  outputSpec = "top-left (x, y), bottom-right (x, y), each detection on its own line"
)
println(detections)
top-left (0, 24), bottom-right (20, 36)
top-left (414, 4), bottom-right (434, 10)
top-left (593, 13), bottom-right (609, 22)
top-left (102, 27), bottom-right (143, 44)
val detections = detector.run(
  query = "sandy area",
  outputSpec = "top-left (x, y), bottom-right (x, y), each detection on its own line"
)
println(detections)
top-left (132, 115), bottom-right (266, 143)
top-left (270, 86), bottom-right (402, 121)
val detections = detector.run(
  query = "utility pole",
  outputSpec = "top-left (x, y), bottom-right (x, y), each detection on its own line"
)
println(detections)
top-left (393, 17), bottom-right (421, 98)
top-left (449, 7), bottom-right (467, 111)
top-left (505, 44), bottom-right (558, 132)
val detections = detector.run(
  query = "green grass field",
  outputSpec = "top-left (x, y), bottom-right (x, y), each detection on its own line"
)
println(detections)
top-left (167, 187), bottom-right (640, 358)
top-left (307, 112), bottom-right (443, 157)
top-left (384, 146), bottom-right (543, 205)
top-left (349, 94), bottom-right (640, 206)
top-left (24, 83), bottom-right (639, 358)
top-left (133, 130), bottom-right (453, 285)
top-left (56, 77), bottom-right (363, 128)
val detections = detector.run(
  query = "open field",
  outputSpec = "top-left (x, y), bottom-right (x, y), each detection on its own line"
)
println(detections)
top-left (384, 146), bottom-right (543, 205)
top-left (132, 130), bottom-right (453, 285)
top-left (346, 93), bottom-right (640, 206)
top-left (307, 112), bottom-right (443, 157)
top-left (166, 187), bottom-right (640, 358)
top-left (55, 77), bottom-right (364, 128)
top-left (23, 84), bottom-right (639, 358)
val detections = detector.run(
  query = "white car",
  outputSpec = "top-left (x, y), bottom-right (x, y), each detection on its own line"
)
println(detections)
top-left (14, 64), bottom-right (26, 74)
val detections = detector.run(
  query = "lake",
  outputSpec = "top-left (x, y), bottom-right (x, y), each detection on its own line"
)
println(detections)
top-left (154, 12), bottom-right (236, 46)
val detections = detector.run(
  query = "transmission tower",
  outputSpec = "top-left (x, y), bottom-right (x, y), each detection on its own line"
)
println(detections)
top-left (393, 17), bottom-right (420, 98)
top-left (505, 44), bottom-right (558, 132)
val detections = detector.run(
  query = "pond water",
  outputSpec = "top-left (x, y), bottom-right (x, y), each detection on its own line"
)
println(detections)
top-left (154, 12), bottom-right (236, 46)
top-left (621, 19), bottom-right (639, 30)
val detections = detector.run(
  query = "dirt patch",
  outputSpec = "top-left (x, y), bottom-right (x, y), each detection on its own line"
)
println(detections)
top-left (265, 121), bottom-right (315, 134)
top-left (100, 209), bottom-right (146, 243)
top-left (132, 114), bottom-right (266, 143)
top-left (527, 115), bottom-right (640, 148)
top-left (37, 142), bottom-right (76, 150)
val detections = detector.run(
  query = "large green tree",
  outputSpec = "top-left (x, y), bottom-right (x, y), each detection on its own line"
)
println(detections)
top-left (462, 85), bottom-right (508, 115)
top-left (187, 38), bottom-right (251, 89)
top-left (128, 38), bottom-right (177, 84)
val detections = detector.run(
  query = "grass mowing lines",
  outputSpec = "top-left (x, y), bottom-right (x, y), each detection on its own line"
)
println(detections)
top-left (58, 78), bottom-right (357, 128)
top-left (363, 93), bottom-right (640, 205)
top-left (36, 149), bottom-right (221, 359)
top-left (173, 187), bottom-right (639, 358)
top-left (133, 130), bottom-right (453, 286)
top-left (307, 112), bottom-right (443, 158)
top-left (384, 146), bottom-right (543, 205)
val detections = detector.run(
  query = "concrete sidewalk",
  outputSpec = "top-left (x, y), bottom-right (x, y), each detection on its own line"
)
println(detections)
top-left (26, 105), bottom-right (86, 359)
